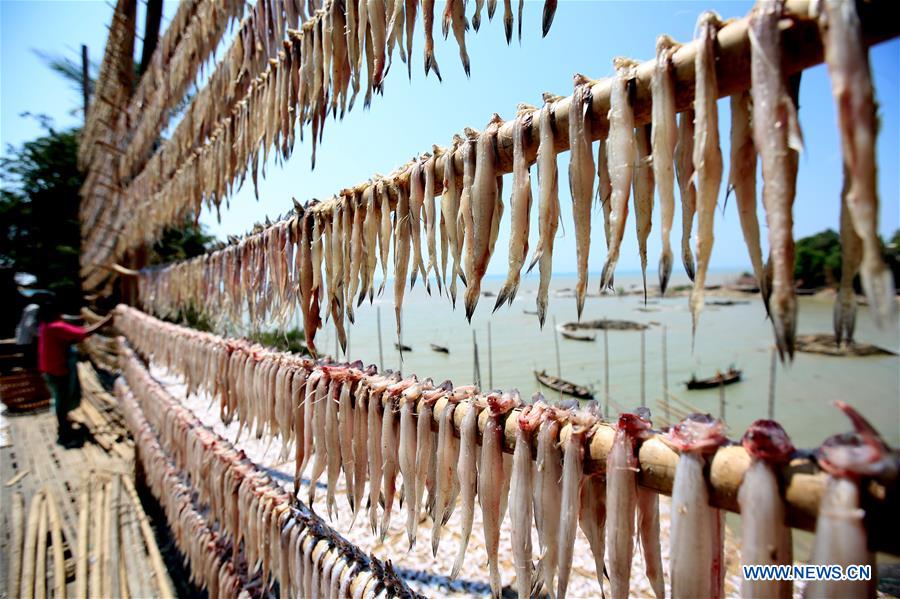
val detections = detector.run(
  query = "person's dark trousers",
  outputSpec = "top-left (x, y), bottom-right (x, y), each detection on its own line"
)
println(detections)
top-left (16, 343), bottom-right (37, 369)
top-left (43, 372), bottom-right (75, 440)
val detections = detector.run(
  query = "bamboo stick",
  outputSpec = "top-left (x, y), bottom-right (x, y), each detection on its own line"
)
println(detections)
top-left (88, 480), bottom-right (104, 599)
top-left (44, 489), bottom-right (67, 599)
top-left (21, 492), bottom-right (44, 599)
top-left (9, 492), bottom-right (25, 599)
top-left (121, 475), bottom-right (175, 599)
top-left (100, 480), bottom-right (111, 599)
top-left (75, 485), bottom-right (89, 599)
top-left (107, 476), bottom-right (121, 599)
top-left (35, 497), bottom-right (48, 599)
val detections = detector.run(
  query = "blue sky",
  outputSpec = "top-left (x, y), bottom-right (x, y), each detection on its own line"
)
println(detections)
top-left (2, 0), bottom-right (898, 276)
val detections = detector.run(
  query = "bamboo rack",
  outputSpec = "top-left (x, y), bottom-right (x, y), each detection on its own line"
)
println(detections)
top-left (115, 320), bottom-right (900, 556)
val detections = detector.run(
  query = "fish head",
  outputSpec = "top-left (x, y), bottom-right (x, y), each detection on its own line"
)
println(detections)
top-left (817, 402), bottom-right (897, 480)
top-left (667, 413), bottom-right (726, 452)
top-left (742, 419), bottom-right (795, 463)
top-left (616, 412), bottom-right (652, 439)
top-left (656, 33), bottom-right (679, 55)
top-left (487, 390), bottom-right (517, 415)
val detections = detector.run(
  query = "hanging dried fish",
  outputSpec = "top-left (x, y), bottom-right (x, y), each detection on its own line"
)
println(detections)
top-left (443, 0), bottom-right (470, 76)
top-left (739, 420), bottom-right (795, 599)
top-left (465, 114), bottom-right (504, 321)
top-left (633, 124), bottom-right (654, 304)
top-left (667, 414), bottom-right (727, 599)
top-left (817, 0), bottom-right (896, 327)
top-left (450, 397), bottom-right (482, 579)
top-left (729, 89), bottom-right (768, 313)
top-left (542, 0), bottom-right (556, 37)
top-left (569, 74), bottom-right (595, 319)
top-left (527, 94), bottom-right (562, 327)
top-left (689, 11), bottom-right (724, 341)
top-left (835, 168), bottom-right (862, 346)
top-left (422, 0), bottom-right (442, 79)
top-left (750, 1), bottom-right (803, 359)
top-left (496, 104), bottom-right (536, 310)
top-left (675, 109), bottom-right (697, 282)
top-left (651, 34), bottom-right (679, 295)
top-left (510, 401), bottom-right (545, 599)
top-left (600, 58), bottom-right (638, 292)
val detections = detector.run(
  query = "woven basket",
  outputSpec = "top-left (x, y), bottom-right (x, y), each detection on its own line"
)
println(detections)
top-left (0, 370), bottom-right (51, 412)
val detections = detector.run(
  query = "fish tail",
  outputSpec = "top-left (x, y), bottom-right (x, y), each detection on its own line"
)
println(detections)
top-left (517, 0), bottom-right (524, 43)
top-left (641, 262), bottom-right (648, 305)
top-left (600, 258), bottom-right (615, 293)
top-left (536, 296), bottom-right (547, 329)
top-left (472, 12), bottom-right (481, 31)
top-left (487, 0), bottom-right (496, 19)
top-left (461, 50), bottom-right (471, 78)
top-left (425, 51), bottom-right (442, 82)
top-left (682, 247), bottom-right (695, 281)
top-left (576, 284), bottom-right (585, 321)
top-left (493, 286), bottom-right (510, 313)
top-left (504, 13), bottom-right (513, 44)
top-left (860, 257), bottom-right (897, 327)
top-left (770, 289), bottom-right (797, 362)
top-left (450, 278), bottom-right (458, 308)
top-left (527, 247), bottom-right (543, 274)
top-left (464, 287), bottom-right (479, 322)
top-left (542, 1), bottom-right (556, 37)
top-left (442, 14), bottom-right (450, 39)
top-left (658, 250), bottom-right (673, 296)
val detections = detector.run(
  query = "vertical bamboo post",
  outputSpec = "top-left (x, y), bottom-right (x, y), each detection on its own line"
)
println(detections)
top-left (662, 325), bottom-right (669, 424)
top-left (35, 497), bottom-right (48, 599)
top-left (552, 316), bottom-right (562, 402)
top-left (472, 331), bottom-right (481, 388)
top-left (603, 323), bottom-right (610, 418)
top-left (75, 485), bottom-right (90, 599)
top-left (768, 346), bottom-right (777, 419)
top-left (487, 321), bottom-right (493, 390)
top-left (719, 381), bottom-right (726, 422)
top-left (640, 328), bottom-right (646, 407)
top-left (334, 325), bottom-right (339, 361)
top-left (376, 306), bottom-right (384, 371)
top-left (81, 45), bottom-right (90, 121)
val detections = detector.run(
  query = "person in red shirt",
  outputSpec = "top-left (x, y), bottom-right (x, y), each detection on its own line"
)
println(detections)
top-left (37, 302), bottom-right (112, 444)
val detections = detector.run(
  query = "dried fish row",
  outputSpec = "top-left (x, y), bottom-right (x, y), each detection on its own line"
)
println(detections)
top-left (115, 0), bottom-right (246, 182)
top-left (124, 1), bottom-right (900, 356)
top-left (85, 0), bottom-right (555, 276)
top-left (116, 304), bottom-right (898, 597)
top-left (117, 344), bottom-right (422, 599)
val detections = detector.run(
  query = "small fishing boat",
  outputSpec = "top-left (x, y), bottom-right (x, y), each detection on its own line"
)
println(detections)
top-left (685, 367), bottom-right (742, 390)
top-left (430, 343), bottom-right (450, 354)
top-left (534, 370), bottom-right (594, 400)
top-left (556, 324), bottom-right (596, 342)
top-left (523, 309), bottom-right (538, 316)
top-left (394, 342), bottom-right (413, 352)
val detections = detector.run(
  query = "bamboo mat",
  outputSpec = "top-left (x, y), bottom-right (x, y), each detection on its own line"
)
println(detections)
top-left (0, 383), bottom-right (173, 597)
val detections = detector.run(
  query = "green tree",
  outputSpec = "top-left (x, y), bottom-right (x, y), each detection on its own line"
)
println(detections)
top-left (149, 217), bottom-right (216, 265)
top-left (794, 229), bottom-right (841, 289)
top-left (0, 121), bottom-right (83, 308)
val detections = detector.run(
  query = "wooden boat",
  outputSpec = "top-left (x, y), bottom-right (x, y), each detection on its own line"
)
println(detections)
top-left (685, 367), bottom-right (742, 390)
top-left (534, 370), bottom-right (594, 400)
top-left (556, 324), bottom-right (596, 342)
top-left (523, 309), bottom-right (538, 316)
top-left (430, 344), bottom-right (450, 354)
top-left (394, 342), bottom-right (412, 352)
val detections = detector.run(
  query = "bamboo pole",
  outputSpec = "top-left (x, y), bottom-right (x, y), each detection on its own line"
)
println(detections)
top-left (487, 321), bottom-right (493, 391)
top-left (768, 346), bottom-right (777, 419)
top-left (75, 485), bottom-right (89, 599)
top-left (101, 479), bottom-right (112, 599)
top-left (121, 475), bottom-right (175, 598)
top-left (9, 492), bottom-right (25, 599)
top-left (108, 476), bottom-right (121, 599)
top-left (44, 490), bottom-right (67, 599)
top-left (35, 498), bottom-right (48, 599)
top-left (21, 492), bottom-right (43, 599)
top-left (661, 326), bottom-right (669, 424)
top-left (376, 306), bottom-right (384, 371)
top-left (88, 481), bottom-right (103, 598)
top-left (603, 326), bottom-right (609, 418)
top-left (552, 316), bottom-right (562, 402)
top-left (640, 328), bottom-right (646, 408)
